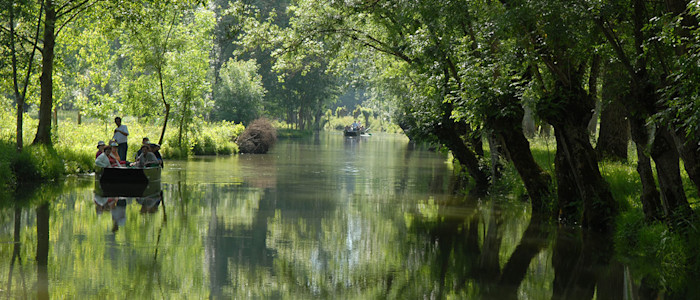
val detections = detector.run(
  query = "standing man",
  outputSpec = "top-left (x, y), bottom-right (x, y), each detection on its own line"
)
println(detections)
top-left (113, 117), bottom-right (129, 160)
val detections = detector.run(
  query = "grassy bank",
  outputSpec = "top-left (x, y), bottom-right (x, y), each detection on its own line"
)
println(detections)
top-left (0, 110), bottom-right (245, 190)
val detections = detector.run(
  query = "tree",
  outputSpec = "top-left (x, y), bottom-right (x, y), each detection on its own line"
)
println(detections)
top-left (214, 58), bottom-right (265, 125)
top-left (1, 0), bottom-right (42, 150)
top-left (595, 0), bottom-right (695, 225)
top-left (57, 17), bottom-right (121, 125)
top-left (112, 0), bottom-right (204, 145)
top-left (499, 0), bottom-right (618, 231)
top-left (596, 60), bottom-right (630, 162)
top-left (32, 0), bottom-right (99, 145)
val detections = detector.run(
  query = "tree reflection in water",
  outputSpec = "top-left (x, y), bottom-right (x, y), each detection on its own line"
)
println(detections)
top-left (403, 199), bottom-right (628, 300)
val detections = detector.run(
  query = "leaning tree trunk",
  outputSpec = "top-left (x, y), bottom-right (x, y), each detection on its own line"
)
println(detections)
top-left (157, 66), bottom-right (170, 145)
top-left (539, 82), bottom-right (618, 232)
top-left (434, 102), bottom-right (489, 194)
top-left (33, 0), bottom-right (56, 146)
top-left (489, 98), bottom-right (552, 212)
top-left (674, 132), bottom-right (700, 197)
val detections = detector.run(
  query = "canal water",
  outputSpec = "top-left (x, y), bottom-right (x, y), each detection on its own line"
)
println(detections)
top-left (0, 133), bottom-right (634, 298)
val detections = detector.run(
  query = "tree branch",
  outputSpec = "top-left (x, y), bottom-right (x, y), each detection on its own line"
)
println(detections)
top-left (56, 0), bottom-right (92, 19)
top-left (0, 25), bottom-right (44, 52)
top-left (56, 0), bottom-right (99, 38)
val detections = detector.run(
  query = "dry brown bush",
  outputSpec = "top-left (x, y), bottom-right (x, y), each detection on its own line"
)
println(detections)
top-left (236, 118), bottom-right (277, 154)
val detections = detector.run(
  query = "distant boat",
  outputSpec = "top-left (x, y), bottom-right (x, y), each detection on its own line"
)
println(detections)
top-left (95, 166), bottom-right (161, 197)
top-left (344, 128), bottom-right (365, 136)
top-left (344, 126), bottom-right (370, 137)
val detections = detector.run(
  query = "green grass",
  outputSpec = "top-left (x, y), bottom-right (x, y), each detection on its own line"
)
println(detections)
top-left (277, 128), bottom-right (313, 138)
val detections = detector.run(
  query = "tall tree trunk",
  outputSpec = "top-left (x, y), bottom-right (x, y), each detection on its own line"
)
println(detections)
top-left (8, 0), bottom-right (41, 151)
top-left (596, 103), bottom-right (630, 162)
top-left (522, 105), bottom-right (537, 138)
top-left (651, 126), bottom-right (695, 227)
top-left (663, 0), bottom-right (700, 197)
top-left (597, 61), bottom-right (630, 161)
top-left (554, 135), bottom-right (582, 224)
top-left (629, 115), bottom-right (664, 221)
top-left (33, 0), bottom-right (56, 146)
top-left (587, 54), bottom-right (601, 135)
top-left (540, 82), bottom-right (618, 232)
top-left (675, 133), bottom-right (700, 197)
top-left (596, 101), bottom-right (629, 162)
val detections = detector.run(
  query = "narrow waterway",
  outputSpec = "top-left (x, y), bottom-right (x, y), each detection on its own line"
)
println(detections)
top-left (0, 133), bottom-right (635, 298)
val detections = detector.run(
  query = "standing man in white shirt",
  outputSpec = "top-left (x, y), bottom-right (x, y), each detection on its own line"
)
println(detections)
top-left (113, 117), bottom-right (129, 161)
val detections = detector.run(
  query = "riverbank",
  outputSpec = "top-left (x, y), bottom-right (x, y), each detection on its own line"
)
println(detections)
top-left (0, 110), bottom-right (245, 193)
top-left (491, 137), bottom-right (700, 297)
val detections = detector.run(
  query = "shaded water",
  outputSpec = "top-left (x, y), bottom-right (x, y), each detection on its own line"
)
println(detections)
top-left (0, 133), bottom-right (636, 298)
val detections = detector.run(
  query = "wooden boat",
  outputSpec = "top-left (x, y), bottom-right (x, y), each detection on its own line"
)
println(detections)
top-left (344, 129), bottom-right (363, 136)
top-left (94, 166), bottom-right (161, 197)
top-left (345, 126), bottom-right (370, 136)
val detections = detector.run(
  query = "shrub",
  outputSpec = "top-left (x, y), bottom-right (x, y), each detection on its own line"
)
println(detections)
top-left (0, 141), bottom-right (17, 187)
top-left (192, 133), bottom-right (216, 155)
top-left (59, 147), bottom-right (95, 174)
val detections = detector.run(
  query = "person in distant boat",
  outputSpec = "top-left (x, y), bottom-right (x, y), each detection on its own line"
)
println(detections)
top-left (95, 141), bottom-right (106, 159)
top-left (135, 137), bottom-right (150, 160)
top-left (352, 120), bottom-right (360, 130)
top-left (112, 117), bottom-right (129, 161)
top-left (95, 146), bottom-right (120, 168)
top-left (151, 143), bottom-right (163, 167)
top-left (131, 144), bottom-right (159, 168)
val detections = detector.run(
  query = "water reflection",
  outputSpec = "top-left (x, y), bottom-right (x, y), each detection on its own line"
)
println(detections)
top-left (0, 133), bottom-right (668, 298)
top-left (94, 193), bottom-right (163, 232)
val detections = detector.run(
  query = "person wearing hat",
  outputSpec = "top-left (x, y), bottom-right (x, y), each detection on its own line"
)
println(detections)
top-left (108, 140), bottom-right (124, 165)
top-left (96, 141), bottom-right (106, 159)
top-left (151, 143), bottom-right (163, 167)
top-left (112, 117), bottom-right (129, 161)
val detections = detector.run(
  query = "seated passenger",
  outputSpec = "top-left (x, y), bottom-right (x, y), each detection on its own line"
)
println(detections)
top-left (95, 141), bottom-right (106, 159)
top-left (131, 144), bottom-right (159, 168)
top-left (95, 146), bottom-right (120, 168)
top-left (108, 139), bottom-right (126, 166)
top-left (135, 137), bottom-right (150, 161)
